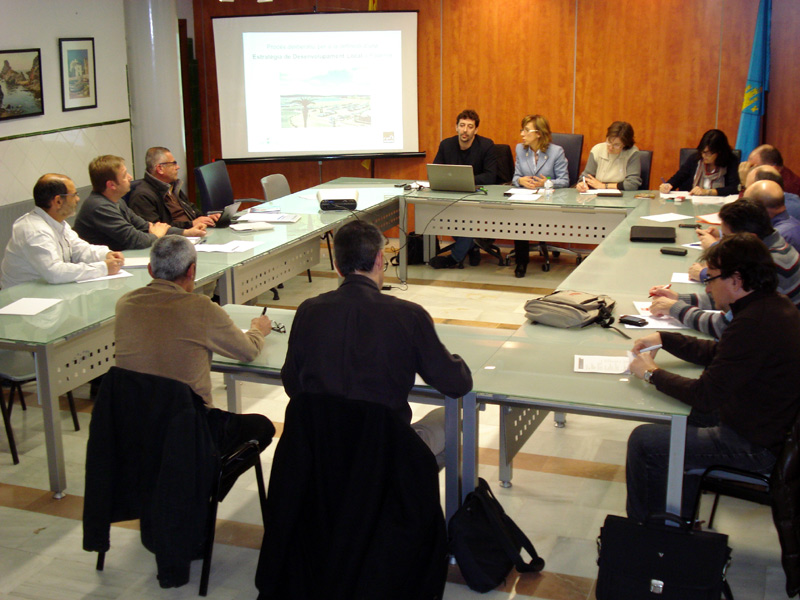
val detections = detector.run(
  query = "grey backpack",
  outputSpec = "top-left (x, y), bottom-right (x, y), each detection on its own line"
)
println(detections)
top-left (524, 290), bottom-right (616, 328)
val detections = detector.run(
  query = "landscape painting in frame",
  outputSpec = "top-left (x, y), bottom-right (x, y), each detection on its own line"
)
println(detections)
top-left (0, 48), bottom-right (44, 122)
top-left (59, 38), bottom-right (97, 112)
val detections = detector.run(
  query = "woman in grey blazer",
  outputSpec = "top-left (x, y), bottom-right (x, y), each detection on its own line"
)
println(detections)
top-left (511, 114), bottom-right (569, 277)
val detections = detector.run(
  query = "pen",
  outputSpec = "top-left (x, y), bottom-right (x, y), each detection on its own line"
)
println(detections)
top-left (648, 283), bottom-right (671, 298)
top-left (638, 344), bottom-right (662, 354)
top-left (261, 306), bottom-right (267, 316)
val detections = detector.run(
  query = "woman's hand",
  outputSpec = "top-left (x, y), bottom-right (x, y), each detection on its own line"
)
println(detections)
top-left (584, 174), bottom-right (604, 189)
top-left (659, 182), bottom-right (673, 194)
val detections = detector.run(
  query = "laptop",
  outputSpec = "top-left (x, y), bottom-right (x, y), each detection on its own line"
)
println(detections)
top-left (212, 201), bottom-right (241, 229)
top-left (426, 164), bottom-right (477, 193)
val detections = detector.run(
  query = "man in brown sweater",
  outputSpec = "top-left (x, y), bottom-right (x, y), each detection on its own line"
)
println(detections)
top-left (626, 233), bottom-right (800, 521)
top-left (115, 235), bottom-right (274, 455)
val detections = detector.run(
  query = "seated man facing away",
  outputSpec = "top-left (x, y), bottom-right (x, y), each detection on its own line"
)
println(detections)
top-left (746, 179), bottom-right (800, 253)
top-left (429, 109), bottom-right (498, 269)
top-left (627, 233), bottom-right (800, 522)
top-left (649, 198), bottom-right (800, 338)
top-left (746, 164), bottom-right (800, 220)
top-left (114, 235), bottom-right (274, 457)
top-left (128, 146), bottom-right (219, 230)
top-left (1, 173), bottom-right (124, 288)
top-left (739, 144), bottom-right (800, 197)
top-left (281, 220), bottom-right (473, 466)
top-left (74, 155), bottom-right (205, 251)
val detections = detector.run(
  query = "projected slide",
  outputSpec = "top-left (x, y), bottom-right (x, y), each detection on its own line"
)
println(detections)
top-left (214, 13), bottom-right (418, 159)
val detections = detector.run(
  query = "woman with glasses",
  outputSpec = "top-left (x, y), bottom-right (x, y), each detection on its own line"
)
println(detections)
top-left (659, 129), bottom-right (739, 197)
top-left (511, 114), bottom-right (569, 277)
top-left (576, 121), bottom-right (641, 192)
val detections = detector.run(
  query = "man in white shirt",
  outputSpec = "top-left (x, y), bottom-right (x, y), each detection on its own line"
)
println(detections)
top-left (1, 173), bottom-right (124, 288)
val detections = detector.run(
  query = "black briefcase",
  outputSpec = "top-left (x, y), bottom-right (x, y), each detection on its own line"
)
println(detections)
top-left (596, 513), bottom-right (733, 599)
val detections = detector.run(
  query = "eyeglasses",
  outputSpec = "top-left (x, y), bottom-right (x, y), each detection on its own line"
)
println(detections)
top-left (700, 150), bottom-right (716, 157)
top-left (59, 192), bottom-right (80, 199)
top-left (158, 161), bottom-right (178, 167)
top-left (521, 129), bottom-right (539, 134)
top-left (271, 322), bottom-right (286, 334)
top-left (701, 273), bottom-right (724, 285)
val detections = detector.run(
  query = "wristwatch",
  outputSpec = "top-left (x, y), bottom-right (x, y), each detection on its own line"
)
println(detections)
top-left (643, 369), bottom-right (659, 384)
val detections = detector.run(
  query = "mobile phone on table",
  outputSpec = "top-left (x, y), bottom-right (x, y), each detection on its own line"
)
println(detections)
top-left (660, 247), bottom-right (688, 256)
top-left (619, 314), bottom-right (647, 327)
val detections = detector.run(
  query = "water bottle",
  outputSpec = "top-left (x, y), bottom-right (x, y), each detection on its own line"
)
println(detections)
top-left (543, 177), bottom-right (554, 199)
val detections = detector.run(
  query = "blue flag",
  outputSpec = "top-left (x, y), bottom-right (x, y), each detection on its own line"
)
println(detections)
top-left (736, 0), bottom-right (771, 160)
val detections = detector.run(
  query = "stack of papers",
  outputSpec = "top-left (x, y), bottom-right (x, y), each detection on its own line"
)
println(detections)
top-left (195, 241), bottom-right (261, 253)
top-left (503, 188), bottom-right (542, 201)
top-left (0, 298), bottom-right (62, 316)
top-left (230, 222), bottom-right (275, 232)
top-left (579, 188), bottom-right (623, 196)
top-left (248, 205), bottom-right (281, 213)
top-left (237, 212), bottom-right (300, 224)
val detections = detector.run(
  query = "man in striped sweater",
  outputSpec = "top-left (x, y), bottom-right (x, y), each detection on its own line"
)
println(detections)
top-left (649, 198), bottom-right (800, 338)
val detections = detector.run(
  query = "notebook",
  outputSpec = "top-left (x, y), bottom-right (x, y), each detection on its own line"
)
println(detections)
top-left (629, 225), bottom-right (676, 243)
top-left (426, 164), bottom-right (477, 193)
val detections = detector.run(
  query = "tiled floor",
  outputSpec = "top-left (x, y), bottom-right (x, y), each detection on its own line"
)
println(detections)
top-left (0, 244), bottom-right (786, 599)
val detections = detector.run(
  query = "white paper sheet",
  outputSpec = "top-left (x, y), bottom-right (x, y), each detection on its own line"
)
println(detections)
top-left (579, 188), bottom-right (623, 196)
top-left (670, 272), bottom-right (700, 284)
top-left (573, 354), bottom-right (632, 374)
top-left (506, 193), bottom-right (542, 201)
top-left (682, 242), bottom-right (703, 250)
top-left (696, 212), bottom-right (723, 225)
top-left (0, 297), bottom-right (62, 316)
top-left (195, 241), bottom-right (261, 253)
top-left (76, 270), bottom-right (134, 283)
top-left (236, 213), bottom-right (300, 223)
top-left (122, 257), bottom-right (150, 268)
top-left (630, 302), bottom-right (687, 329)
top-left (641, 213), bottom-right (694, 223)
top-left (230, 222), bottom-right (275, 232)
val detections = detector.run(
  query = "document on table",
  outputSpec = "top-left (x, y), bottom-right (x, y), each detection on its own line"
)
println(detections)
top-left (630, 301), bottom-right (687, 329)
top-left (0, 297), bottom-right (62, 316)
top-left (195, 241), bottom-right (261, 253)
top-left (248, 205), bottom-right (281, 213)
top-left (236, 212), bottom-right (300, 223)
top-left (641, 213), bottom-right (694, 223)
top-left (230, 222), bottom-right (275, 232)
top-left (682, 242), bottom-right (702, 250)
top-left (696, 212), bottom-right (722, 225)
top-left (77, 270), bottom-right (134, 283)
top-left (506, 192), bottom-right (542, 201)
top-left (671, 272), bottom-right (700, 284)
top-left (579, 188), bottom-right (623, 196)
top-left (574, 354), bottom-right (633, 374)
top-left (660, 192), bottom-right (691, 201)
top-left (122, 257), bottom-right (150, 268)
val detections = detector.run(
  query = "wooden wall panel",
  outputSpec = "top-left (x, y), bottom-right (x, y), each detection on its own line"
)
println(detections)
top-left (191, 0), bottom-right (800, 197)
top-left (767, 0), bottom-right (800, 171)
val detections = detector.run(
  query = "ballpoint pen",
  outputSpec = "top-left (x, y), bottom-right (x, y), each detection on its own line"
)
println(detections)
top-left (648, 284), bottom-right (671, 298)
top-left (637, 344), bottom-right (662, 353)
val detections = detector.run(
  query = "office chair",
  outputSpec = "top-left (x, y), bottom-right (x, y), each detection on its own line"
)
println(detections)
top-left (84, 367), bottom-right (268, 596)
top-left (551, 132), bottom-right (584, 187)
top-left (195, 160), bottom-right (234, 214)
top-left (638, 150), bottom-right (653, 190)
top-left (679, 148), bottom-right (742, 169)
top-left (260, 174), bottom-right (291, 201)
top-left (0, 350), bottom-right (81, 465)
top-left (121, 179), bottom-right (143, 204)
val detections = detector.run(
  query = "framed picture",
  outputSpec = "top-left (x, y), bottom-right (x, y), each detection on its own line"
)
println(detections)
top-left (0, 48), bottom-right (44, 121)
top-left (59, 37), bottom-right (97, 112)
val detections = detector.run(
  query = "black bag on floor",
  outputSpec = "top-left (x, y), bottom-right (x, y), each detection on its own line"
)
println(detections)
top-left (390, 232), bottom-right (437, 266)
top-left (448, 478), bottom-right (545, 593)
top-left (596, 513), bottom-right (733, 599)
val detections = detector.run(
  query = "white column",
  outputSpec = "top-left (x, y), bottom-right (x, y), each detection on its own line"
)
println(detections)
top-left (124, 0), bottom-right (186, 179)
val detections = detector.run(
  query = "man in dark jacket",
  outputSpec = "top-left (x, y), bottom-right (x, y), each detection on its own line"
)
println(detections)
top-left (626, 233), bottom-right (800, 521)
top-left (129, 146), bottom-right (218, 229)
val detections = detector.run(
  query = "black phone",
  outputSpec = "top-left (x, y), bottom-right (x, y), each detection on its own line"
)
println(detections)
top-left (619, 314), bottom-right (647, 326)
top-left (678, 223), bottom-right (701, 228)
top-left (660, 246), bottom-right (688, 256)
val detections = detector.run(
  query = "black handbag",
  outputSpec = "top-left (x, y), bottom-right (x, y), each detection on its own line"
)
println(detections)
top-left (448, 478), bottom-right (544, 593)
top-left (596, 513), bottom-right (733, 600)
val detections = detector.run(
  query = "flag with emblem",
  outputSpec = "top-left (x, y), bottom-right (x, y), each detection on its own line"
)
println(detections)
top-left (368, 0), bottom-right (378, 10)
top-left (735, 0), bottom-right (771, 159)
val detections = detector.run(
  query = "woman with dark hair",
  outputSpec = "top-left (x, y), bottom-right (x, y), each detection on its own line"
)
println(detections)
top-left (659, 129), bottom-right (739, 196)
top-left (511, 114), bottom-right (568, 277)
top-left (576, 121), bottom-right (641, 191)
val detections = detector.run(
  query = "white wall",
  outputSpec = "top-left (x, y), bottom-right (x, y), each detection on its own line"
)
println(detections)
top-left (0, 0), bottom-right (132, 205)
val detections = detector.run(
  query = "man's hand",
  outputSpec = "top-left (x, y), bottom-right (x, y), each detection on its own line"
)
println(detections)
top-left (183, 227), bottom-right (207, 238)
top-left (250, 315), bottom-right (272, 336)
top-left (738, 160), bottom-right (752, 185)
top-left (194, 216), bottom-right (217, 227)
top-left (650, 297), bottom-right (677, 317)
top-left (697, 227), bottom-right (719, 249)
top-left (104, 255), bottom-right (124, 275)
top-left (648, 284), bottom-right (678, 300)
top-left (659, 182), bottom-right (673, 194)
top-left (630, 332), bottom-right (662, 379)
top-left (688, 262), bottom-right (705, 281)
top-left (149, 222), bottom-right (171, 238)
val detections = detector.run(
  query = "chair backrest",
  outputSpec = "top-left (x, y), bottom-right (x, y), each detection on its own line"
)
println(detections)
top-left (122, 179), bottom-right (142, 204)
top-left (638, 150), bottom-right (653, 190)
top-left (494, 144), bottom-right (514, 185)
top-left (551, 133), bottom-right (584, 186)
top-left (261, 174), bottom-right (291, 201)
top-left (679, 148), bottom-right (742, 169)
top-left (194, 160), bottom-right (233, 213)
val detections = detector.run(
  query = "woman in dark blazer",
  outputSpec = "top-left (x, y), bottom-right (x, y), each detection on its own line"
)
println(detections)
top-left (660, 129), bottom-right (739, 197)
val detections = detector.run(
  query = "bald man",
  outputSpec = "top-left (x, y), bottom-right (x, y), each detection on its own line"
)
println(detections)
top-left (746, 179), bottom-right (800, 252)
top-left (746, 164), bottom-right (800, 220)
top-left (1, 173), bottom-right (124, 288)
top-left (739, 144), bottom-right (800, 196)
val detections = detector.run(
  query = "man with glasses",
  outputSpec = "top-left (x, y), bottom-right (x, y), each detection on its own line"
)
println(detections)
top-left (282, 220), bottom-right (472, 466)
top-left (115, 234), bottom-right (275, 457)
top-left (74, 155), bottom-right (205, 251)
top-left (1, 173), bottom-right (125, 288)
top-left (129, 147), bottom-right (219, 230)
top-left (648, 198), bottom-right (800, 338)
top-left (626, 233), bottom-right (800, 521)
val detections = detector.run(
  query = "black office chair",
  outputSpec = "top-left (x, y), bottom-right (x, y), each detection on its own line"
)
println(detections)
top-left (495, 143), bottom-right (515, 185)
top-left (195, 160), bottom-right (234, 214)
top-left (690, 464), bottom-right (771, 529)
top-left (638, 150), bottom-right (653, 190)
top-left (679, 148), bottom-right (742, 169)
top-left (121, 179), bottom-right (143, 204)
top-left (551, 132), bottom-right (584, 187)
top-left (83, 367), bottom-right (268, 596)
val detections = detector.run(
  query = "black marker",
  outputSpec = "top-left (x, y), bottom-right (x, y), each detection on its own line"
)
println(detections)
top-left (261, 306), bottom-right (267, 316)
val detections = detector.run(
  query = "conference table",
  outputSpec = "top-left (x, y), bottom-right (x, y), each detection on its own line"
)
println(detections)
top-left (397, 186), bottom-right (641, 281)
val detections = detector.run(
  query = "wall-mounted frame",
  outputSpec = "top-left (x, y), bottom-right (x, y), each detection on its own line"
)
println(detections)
top-left (59, 37), bottom-right (97, 112)
top-left (0, 48), bottom-right (44, 122)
